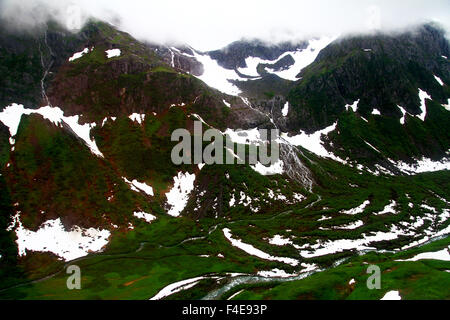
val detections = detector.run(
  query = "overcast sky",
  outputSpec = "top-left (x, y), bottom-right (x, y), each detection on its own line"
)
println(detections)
top-left (1, 0), bottom-right (449, 50)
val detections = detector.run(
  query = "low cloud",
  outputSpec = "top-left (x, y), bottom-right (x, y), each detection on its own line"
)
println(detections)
top-left (1, 0), bottom-right (449, 50)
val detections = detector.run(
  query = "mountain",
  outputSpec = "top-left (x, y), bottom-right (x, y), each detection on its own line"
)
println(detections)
top-left (0, 19), bottom-right (449, 300)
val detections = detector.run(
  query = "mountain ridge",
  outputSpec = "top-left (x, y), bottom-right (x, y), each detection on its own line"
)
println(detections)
top-left (0, 18), bottom-right (449, 300)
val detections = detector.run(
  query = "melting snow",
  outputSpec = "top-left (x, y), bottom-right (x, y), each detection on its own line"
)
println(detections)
top-left (371, 109), bottom-right (381, 115)
top-left (223, 228), bottom-right (298, 266)
top-left (282, 102), bottom-right (289, 117)
top-left (238, 56), bottom-right (275, 77)
top-left (8, 215), bottom-right (110, 261)
top-left (434, 75), bottom-right (444, 86)
top-left (398, 105), bottom-right (409, 125)
top-left (131, 180), bottom-right (154, 196)
top-left (229, 192), bottom-right (236, 207)
top-left (396, 246), bottom-right (450, 262)
top-left (299, 224), bottom-right (414, 258)
top-left (105, 48), bottom-right (121, 59)
top-left (193, 36), bottom-right (335, 92)
top-left (0, 104), bottom-right (103, 157)
top-left (390, 157), bottom-right (450, 174)
top-left (281, 122), bottom-right (346, 164)
top-left (198, 163), bottom-right (206, 170)
top-left (268, 235), bottom-right (295, 246)
top-left (341, 200), bottom-right (370, 215)
top-left (267, 36), bottom-right (337, 81)
top-left (417, 89), bottom-right (431, 121)
top-left (68, 47), bottom-right (92, 62)
top-left (165, 172), bottom-right (196, 217)
top-left (380, 291), bottom-right (401, 300)
top-left (224, 128), bottom-right (264, 145)
top-left (123, 178), bottom-right (154, 196)
top-left (345, 99), bottom-right (360, 112)
top-left (251, 159), bottom-right (284, 176)
top-left (257, 268), bottom-right (299, 278)
top-left (150, 276), bottom-right (207, 300)
top-left (334, 220), bottom-right (364, 230)
top-left (133, 211), bottom-right (156, 223)
top-left (129, 113), bottom-right (146, 124)
top-left (374, 200), bottom-right (397, 215)
top-left (192, 50), bottom-right (245, 95)
top-left (442, 99), bottom-right (450, 111)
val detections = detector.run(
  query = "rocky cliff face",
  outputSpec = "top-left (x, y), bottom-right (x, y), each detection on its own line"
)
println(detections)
top-left (288, 24), bottom-right (450, 132)
top-left (1, 18), bottom-right (450, 298)
top-left (208, 40), bottom-right (308, 70)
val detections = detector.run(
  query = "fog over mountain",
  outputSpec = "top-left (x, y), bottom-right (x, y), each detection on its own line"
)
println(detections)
top-left (1, 0), bottom-right (449, 50)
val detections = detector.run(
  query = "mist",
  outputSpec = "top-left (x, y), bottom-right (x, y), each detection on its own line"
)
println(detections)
top-left (1, 0), bottom-right (449, 51)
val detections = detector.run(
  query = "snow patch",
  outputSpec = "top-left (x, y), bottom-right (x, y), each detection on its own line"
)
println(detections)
top-left (299, 224), bottom-right (415, 258)
top-left (371, 109), bottom-right (381, 115)
top-left (442, 99), bottom-right (450, 111)
top-left (8, 215), bottom-right (110, 261)
top-left (123, 178), bottom-right (154, 196)
top-left (267, 36), bottom-right (336, 81)
top-left (374, 200), bottom-right (397, 215)
top-left (0, 104), bottom-right (103, 157)
top-left (281, 122), bottom-right (346, 164)
top-left (434, 75), bottom-right (444, 86)
top-left (257, 268), bottom-right (298, 278)
top-left (345, 99), bottom-right (360, 112)
top-left (129, 113), bottom-right (146, 124)
top-left (282, 102), bottom-right (289, 117)
top-left (417, 89), bottom-right (431, 121)
top-left (381, 290), bottom-right (401, 300)
top-left (251, 159), bottom-right (284, 176)
top-left (268, 235), bottom-right (295, 246)
top-left (105, 48), bottom-right (121, 59)
top-left (192, 50), bottom-right (245, 95)
top-left (223, 228), bottom-right (298, 266)
top-left (341, 200), bottom-right (370, 215)
top-left (150, 276), bottom-right (207, 300)
top-left (224, 128), bottom-right (264, 145)
top-left (229, 192), bottom-right (236, 207)
top-left (397, 105), bottom-right (409, 125)
top-left (68, 47), bottom-right (92, 62)
top-left (334, 220), bottom-right (364, 230)
top-left (396, 246), bottom-right (450, 262)
top-left (238, 56), bottom-right (275, 77)
top-left (165, 172), bottom-right (196, 217)
top-left (133, 211), bottom-right (156, 223)
top-left (390, 157), bottom-right (450, 174)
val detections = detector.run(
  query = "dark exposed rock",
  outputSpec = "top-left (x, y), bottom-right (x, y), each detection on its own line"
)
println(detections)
top-left (208, 39), bottom-right (308, 70)
top-left (288, 23), bottom-right (450, 133)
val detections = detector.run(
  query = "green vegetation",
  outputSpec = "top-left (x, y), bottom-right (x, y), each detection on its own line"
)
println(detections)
top-left (4, 114), bottom-right (151, 230)
top-left (1, 18), bottom-right (449, 302)
top-left (224, 237), bottom-right (450, 300)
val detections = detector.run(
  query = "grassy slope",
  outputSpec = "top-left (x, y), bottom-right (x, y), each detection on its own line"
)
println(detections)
top-left (1, 145), bottom-right (448, 299)
top-left (1, 21), bottom-right (449, 301)
top-left (225, 237), bottom-right (450, 300)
